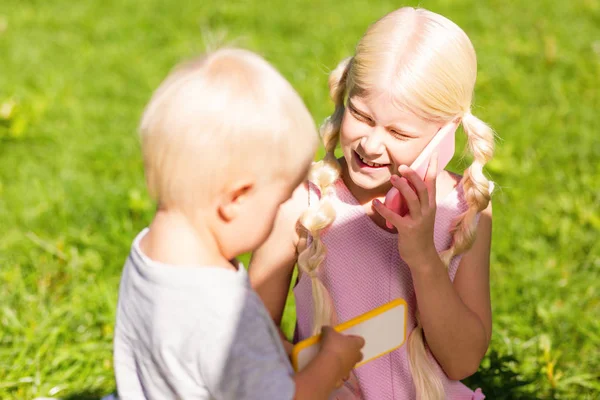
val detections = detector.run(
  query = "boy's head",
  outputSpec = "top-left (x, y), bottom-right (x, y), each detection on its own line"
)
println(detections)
top-left (139, 48), bottom-right (318, 258)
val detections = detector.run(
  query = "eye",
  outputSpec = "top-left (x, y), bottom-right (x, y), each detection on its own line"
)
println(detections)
top-left (349, 105), bottom-right (374, 126)
top-left (390, 130), bottom-right (410, 141)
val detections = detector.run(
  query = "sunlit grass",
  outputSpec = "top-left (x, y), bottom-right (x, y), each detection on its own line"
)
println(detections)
top-left (1, 0), bottom-right (599, 398)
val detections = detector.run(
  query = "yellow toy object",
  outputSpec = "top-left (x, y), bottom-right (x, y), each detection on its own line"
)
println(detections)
top-left (291, 298), bottom-right (408, 372)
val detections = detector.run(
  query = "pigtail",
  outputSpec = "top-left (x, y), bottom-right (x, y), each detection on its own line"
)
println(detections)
top-left (321, 56), bottom-right (353, 153)
top-left (408, 313), bottom-right (445, 400)
top-left (297, 57), bottom-right (352, 335)
top-left (439, 111), bottom-right (494, 265)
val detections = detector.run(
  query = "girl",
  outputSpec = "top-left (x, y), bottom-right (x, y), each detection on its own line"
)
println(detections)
top-left (250, 7), bottom-right (494, 400)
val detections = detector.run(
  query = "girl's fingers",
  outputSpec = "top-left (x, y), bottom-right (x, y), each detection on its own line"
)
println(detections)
top-left (398, 165), bottom-right (429, 209)
top-left (373, 198), bottom-right (406, 228)
top-left (391, 175), bottom-right (422, 219)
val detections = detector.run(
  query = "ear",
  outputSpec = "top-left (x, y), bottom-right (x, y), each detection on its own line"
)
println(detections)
top-left (449, 117), bottom-right (461, 131)
top-left (217, 179), bottom-right (256, 222)
top-left (436, 118), bottom-right (460, 136)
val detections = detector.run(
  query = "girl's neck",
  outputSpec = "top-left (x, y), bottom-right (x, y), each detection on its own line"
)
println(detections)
top-left (140, 208), bottom-right (234, 270)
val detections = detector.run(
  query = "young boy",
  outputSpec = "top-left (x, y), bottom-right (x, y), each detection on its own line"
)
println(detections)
top-left (113, 48), bottom-right (364, 400)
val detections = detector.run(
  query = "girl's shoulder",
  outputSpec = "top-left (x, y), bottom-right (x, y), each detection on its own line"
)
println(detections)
top-left (438, 170), bottom-right (463, 200)
top-left (444, 170), bottom-right (462, 186)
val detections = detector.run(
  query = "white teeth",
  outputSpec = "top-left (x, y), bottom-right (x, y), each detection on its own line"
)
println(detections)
top-left (358, 154), bottom-right (385, 167)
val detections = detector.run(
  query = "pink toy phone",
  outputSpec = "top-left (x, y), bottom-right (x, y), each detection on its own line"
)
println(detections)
top-left (383, 123), bottom-right (457, 228)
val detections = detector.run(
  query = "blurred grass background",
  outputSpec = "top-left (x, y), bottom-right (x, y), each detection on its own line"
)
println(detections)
top-left (1, 0), bottom-right (599, 399)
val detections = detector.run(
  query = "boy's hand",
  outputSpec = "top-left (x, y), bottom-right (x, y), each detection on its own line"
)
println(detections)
top-left (293, 327), bottom-right (364, 399)
top-left (320, 326), bottom-right (364, 381)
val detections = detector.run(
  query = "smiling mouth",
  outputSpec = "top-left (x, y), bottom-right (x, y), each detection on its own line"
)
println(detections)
top-left (355, 151), bottom-right (387, 168)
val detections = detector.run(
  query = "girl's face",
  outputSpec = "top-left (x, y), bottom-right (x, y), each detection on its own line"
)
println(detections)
top-left (339, 92), bottom-right (446, 197)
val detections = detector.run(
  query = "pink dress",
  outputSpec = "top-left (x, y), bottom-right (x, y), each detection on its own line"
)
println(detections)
top-left (294, 178), bottom-right (485, 400)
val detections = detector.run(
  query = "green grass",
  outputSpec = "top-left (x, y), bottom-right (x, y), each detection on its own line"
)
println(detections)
top-left (1, 0), bottom-right (599, 399)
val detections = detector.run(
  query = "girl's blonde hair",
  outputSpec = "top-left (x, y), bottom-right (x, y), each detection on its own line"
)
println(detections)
top-left (140, 48), bottom-right (318, 215)
top-left (298, 8), bottom-right (494, 399)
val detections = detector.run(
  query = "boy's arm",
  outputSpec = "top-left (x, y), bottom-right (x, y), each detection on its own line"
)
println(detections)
top-left (293, 350), bottom-right (343, 400)
top-left (294, 327), bottom-right (365, 400)
top-left (200, 294), bottom-right (297, 400)
top-left (249, 183), bottom-right (308, 325)
top-left (201, 294), bottom-right (360, 400)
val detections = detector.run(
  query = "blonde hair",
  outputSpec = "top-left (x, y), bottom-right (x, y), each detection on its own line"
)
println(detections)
top-left (139, 48), bottom-right (318, 215)
top-left (298, 8), bottom-right (494, 399)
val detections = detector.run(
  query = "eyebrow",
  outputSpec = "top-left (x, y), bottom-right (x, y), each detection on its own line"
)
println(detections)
top-left (348, 100), bottom-right (419, 138)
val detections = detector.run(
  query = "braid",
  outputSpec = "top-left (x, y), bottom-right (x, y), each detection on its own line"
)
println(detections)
top-left (296, 57), bottom-right (351, 334)
top-left (440, 111), bottom-right (494, 265)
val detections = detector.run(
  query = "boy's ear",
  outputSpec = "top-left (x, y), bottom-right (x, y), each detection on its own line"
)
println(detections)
top-left (218, 179), bottom-right (256, 222)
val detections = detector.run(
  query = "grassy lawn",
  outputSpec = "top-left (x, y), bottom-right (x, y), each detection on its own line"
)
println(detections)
top-left (1, 0), bottom-right (599, 399)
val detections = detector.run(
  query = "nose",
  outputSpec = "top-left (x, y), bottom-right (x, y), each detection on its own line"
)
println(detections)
top-left (360, 127), bottom-right (386, 156)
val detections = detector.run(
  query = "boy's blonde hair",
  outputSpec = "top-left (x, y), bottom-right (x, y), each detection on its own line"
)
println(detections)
top-left (140, 48), bottom-right (318, 214)
top-left (298, 8), bottom-right (494, 399)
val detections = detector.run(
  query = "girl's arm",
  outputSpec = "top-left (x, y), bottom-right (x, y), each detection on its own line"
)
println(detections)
top-left (249, 183), bottom-right (308, 326)
top-left (411, 203), bottom-right (492, 380)
top-left (373, 160), bottom-right (492, 381)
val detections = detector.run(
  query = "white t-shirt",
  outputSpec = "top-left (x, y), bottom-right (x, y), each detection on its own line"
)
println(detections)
top-left (113, 229), bottom-right (295, 399)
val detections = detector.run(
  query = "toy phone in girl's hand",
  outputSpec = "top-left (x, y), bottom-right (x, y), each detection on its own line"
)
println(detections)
top-left (383, 123), bottom-right (457, 228)
top-left (410, 121), bottom-right (457, 180)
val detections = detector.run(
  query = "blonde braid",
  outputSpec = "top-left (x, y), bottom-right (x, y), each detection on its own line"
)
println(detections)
top-left (297, 57), bottom-right (351, 334)
top-left (408, 312), bottom-right (445, 400)
top-left (321, 56), bottom-right (353, 153)
top-left (440, 111), bottom-right (494, 265)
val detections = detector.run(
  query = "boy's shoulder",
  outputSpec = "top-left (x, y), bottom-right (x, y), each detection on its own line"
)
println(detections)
top-left (117, 253), bottom-right (294, 399)
top-left (122, 240), bottom-right (260, 330)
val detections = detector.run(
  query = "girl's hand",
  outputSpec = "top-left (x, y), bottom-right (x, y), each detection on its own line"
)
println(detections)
top-left (373, 154), bottom-right (439, 267)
